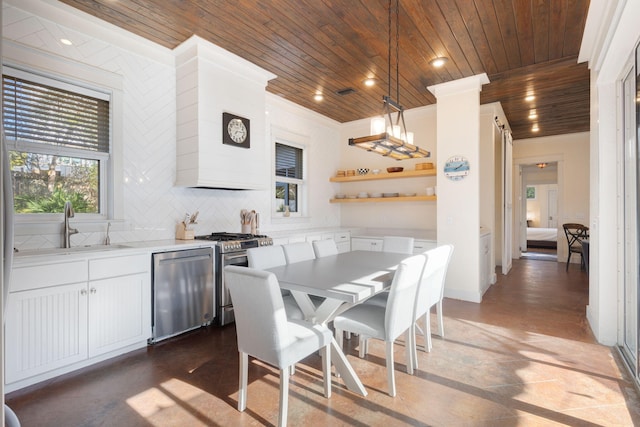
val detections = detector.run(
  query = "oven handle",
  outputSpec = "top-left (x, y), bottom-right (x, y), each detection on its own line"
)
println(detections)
top-left (223, 253), bottom-right (249, 263)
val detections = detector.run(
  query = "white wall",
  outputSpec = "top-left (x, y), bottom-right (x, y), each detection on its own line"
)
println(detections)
top-left (3, 0), bottom-right (342, 250)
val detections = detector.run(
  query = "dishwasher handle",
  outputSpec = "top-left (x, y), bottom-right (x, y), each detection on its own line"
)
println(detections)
top-left (156, 254), bottom-right (211, 265)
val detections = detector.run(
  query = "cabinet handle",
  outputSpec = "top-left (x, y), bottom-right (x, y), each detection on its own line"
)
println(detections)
top-left (80, 289), bottom-right (87, 296)
top-left (90, 288), bottom-right (97, 294)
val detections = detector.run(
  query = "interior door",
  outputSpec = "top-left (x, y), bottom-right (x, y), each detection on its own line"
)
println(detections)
top-left (547, 189), bottom-right (558, 228)
top-left (502, 131), bottom-right (513, 274)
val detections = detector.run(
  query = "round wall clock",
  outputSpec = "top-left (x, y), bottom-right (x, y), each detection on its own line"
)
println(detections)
top-left (443, 155), bottom-right (470, 181)
top-left (222, 112), bottom-right (250, 149)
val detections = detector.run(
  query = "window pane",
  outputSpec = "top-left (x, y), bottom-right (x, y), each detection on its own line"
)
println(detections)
top-left (275, 181), bottom-right (298, 213)
top-left (275, 143), bottom-right (302, 178)
top-left (10, 150), bottom-right (99, 214)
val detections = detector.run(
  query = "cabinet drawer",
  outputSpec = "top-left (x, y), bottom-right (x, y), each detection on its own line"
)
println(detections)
top-left (413, 240), bottom-right (437, 254)
top-left (334, 232), bottom-right (350, 243)
top-left (89, 253), bottom-right (149, 280)
top-left (11, 260), bottom-right (88, 292)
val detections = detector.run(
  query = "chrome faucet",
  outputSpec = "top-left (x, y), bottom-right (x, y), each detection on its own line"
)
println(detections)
top-left (63, 201), bottom-right (78, 248)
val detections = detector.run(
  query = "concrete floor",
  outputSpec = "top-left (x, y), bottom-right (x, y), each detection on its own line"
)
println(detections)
top-left (6, 258), bottom-right (640, 426)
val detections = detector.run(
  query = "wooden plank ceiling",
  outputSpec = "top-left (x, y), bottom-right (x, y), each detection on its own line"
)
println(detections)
top-left (60, 0), bottom-right (590, 140)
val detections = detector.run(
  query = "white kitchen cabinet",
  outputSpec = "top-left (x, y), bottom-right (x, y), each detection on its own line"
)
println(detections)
top-left (333, 231), bottom-right (351, 253)
top-left (413, 239), bottom-right (437, 254)
top-left (351, 237), bottom-right (383, 252)
top-left (5, 280), bottom-right (88, 385)
top-left (87, 254), bottom-right (150, 358)
top-left (5, 252), bottom-right (151, 391)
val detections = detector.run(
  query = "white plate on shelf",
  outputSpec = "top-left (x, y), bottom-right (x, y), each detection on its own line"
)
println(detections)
top-left (382, 192), bottom-right (399, 198)
top-left (402, 193), bottom-right (417, 197)
top-left (370, 192), bottom-right (383, 198)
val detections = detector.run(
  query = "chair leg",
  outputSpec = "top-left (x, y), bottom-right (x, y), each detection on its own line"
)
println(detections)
top-left (405, 329), bottom-right (414, 375)
top-left (385, 341), bottom-right (396, 397)
top-left (358, 335), bottom-right (367, 358)
top-left (425, 312), bottom-right (432, 352)
top-left (321, 344), bottom-right (331, 398)
top-left (566, 251), bottom-right (571, 271)
top-left (238, 352), bottom-right (248, 412)
top-left (278, 367), bottom-right (290, 427)
top-left (436, 301), bottom-right (445, 337)
top-left (410, 322), bottom-right (418, 370)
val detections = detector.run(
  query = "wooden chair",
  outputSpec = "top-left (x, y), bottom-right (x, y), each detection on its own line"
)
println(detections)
top-left (563, 223), bottom-right (589, 271)
top-left (225, 266), bottom-right (332, 427)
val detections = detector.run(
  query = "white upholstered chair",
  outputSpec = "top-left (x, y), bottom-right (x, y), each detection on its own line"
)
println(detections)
top-left (312, 239), bottom-right (339, 258)
top-left (247, 245), bottom-right (305, 321)
top-left (333, 254), bottom-right (426, 397)
top-left (382, 236), bottom-right (415, 254)
top-left (411, 244), bottom-right (454, 365)
top-left (225, 266), bottom-right (332, 427)
top-left (282, 241), bottom-right (316, 263)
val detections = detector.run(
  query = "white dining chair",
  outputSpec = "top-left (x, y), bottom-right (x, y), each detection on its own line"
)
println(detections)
top-left (225, 266), bottom-right (332, 427)
top-left (382, 236), bottom-right (415, 254)
top-left (333, 254), bottom-right (426, 397)
top-left (282, 241), bottom-right (316, 263)
top-left (247, 245), bottom-right (305, 321)
top-left (312, 239), bottom-right (339, 257)
top-left (411, 244), bottom-right (454, 366)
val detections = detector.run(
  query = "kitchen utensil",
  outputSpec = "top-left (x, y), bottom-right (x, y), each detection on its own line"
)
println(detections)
top-left (386, 167), bottom-right (403, 173)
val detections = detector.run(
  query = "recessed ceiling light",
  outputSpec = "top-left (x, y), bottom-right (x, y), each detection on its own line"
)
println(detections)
top-left (363, 78), bottom-right (375, 87)
top-left (532, 124), bottom-right (539, 132)
top-left (60, 38), bottom-right (73, 46)
top-left (429, 57), bottom-right (448, 68)
top-left (314, 93), bottom-right (324, 102)
top-left (525, 94), bottom-right (535, 102)
top-left (528, 110), bottom-right (538, 119)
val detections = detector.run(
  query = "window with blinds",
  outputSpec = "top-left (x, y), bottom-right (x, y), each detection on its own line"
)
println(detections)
top-left (3, 70), bottom-right (111, 215)
top-left (275, 142), bottom-right (304, 214)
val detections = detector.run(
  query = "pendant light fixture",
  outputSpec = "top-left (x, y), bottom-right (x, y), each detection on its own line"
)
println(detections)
top-left (349, 0), bottom-right (430, 160)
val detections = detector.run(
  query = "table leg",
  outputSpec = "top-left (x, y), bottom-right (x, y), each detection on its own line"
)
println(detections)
top-left (289, 291), bottom-right (367, 396)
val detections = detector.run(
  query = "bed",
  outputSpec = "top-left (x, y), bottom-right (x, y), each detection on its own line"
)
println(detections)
top-left (527, 227), bottom-right (558, 249)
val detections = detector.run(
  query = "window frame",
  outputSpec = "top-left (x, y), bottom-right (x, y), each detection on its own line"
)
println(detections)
top-left (272, 128), bottom-right (308, 219)
top-left (1, 60), bottom-right (120, 226)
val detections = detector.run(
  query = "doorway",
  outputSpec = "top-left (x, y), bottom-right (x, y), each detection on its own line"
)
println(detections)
top-left (521, 163), bottom-right (558, 262)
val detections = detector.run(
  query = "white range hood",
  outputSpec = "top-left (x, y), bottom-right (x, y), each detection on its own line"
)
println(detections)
top-left (174, 36), bottom-right (276, 190)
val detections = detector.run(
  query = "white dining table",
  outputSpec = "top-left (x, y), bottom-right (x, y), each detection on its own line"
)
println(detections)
top-left (266, 250), bottom-right (412, 396)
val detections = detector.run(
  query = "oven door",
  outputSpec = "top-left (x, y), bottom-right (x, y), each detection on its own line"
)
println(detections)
top-left (217, 251), bottom-right (248, 325)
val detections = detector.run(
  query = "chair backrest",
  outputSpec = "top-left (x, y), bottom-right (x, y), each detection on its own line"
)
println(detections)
top-left (224, 266), bottom-right (289, 367)
top-left (415, 244), bottom-right (454, 317)
top-left (247, 245), bottom-right (287, 269)
top-left (563, 223), bottom-right (588, 249)
top-left (382, 236), bottom-right (415, 254)
top-left (384, 254), bottom-right (427, 340)
top-left (312, 239), bottom-right (339, 258)
top-left (282, 241), bottom-right (316, 263)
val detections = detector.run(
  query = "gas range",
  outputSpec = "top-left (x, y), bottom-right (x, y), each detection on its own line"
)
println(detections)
top-left (195, 232), bottom-right (273, 253)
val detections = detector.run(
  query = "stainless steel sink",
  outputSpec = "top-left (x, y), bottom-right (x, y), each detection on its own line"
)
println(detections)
top-left (16, 244), bottom-right (131, 257)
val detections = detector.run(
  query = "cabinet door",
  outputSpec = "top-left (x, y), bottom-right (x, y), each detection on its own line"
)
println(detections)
top-left (87, 272), bottom-right (151, 358)
top-left (5, 283), bottom-right (88, 384)
top-left (351, 238), bottom-right (382, 252)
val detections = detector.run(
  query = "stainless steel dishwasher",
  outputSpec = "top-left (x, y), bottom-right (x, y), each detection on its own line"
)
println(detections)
top-left (150, 247), bottom-right (214, 343)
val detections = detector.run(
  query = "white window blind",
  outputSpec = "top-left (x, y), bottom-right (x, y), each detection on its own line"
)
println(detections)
top-left (2, 75), bottom-right (110, 153)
